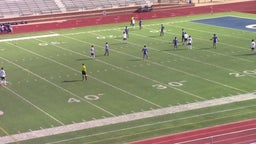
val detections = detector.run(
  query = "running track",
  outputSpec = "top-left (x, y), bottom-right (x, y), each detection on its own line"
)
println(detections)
top-left (129, 119), bottom-right (256, 144)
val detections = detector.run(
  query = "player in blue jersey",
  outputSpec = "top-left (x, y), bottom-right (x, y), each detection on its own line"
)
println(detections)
top-left (125, 26), bottom-right (129, 38)
top-left (173, 37), bottom-right (178, 49)
top-left (210, 34), bottom-right (218, 48)
top-left (142, 45), bottom-right (148, 60)
top-left (160, 24), bottom-right (164, 36)
top-left (104, 42), bottom-right (109, 56)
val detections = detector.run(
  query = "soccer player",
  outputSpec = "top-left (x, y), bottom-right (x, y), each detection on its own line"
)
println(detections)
top-left (122, 31), bottom-right (127, 43)
top-left (90, 45), bottom-right (95, 59)
top-left (125, 26), bottom-right (129, 38)
top-left (183, 32), bottom-right (189, 45)
top-left (81, 64), bottom-right (87, 81)
top-left (187, 35), bottom-right (192, 49)
top-left (181, 28), bottom-right (185, 43)
top-left (139, 19), bottom-right (142, 29)
top-left (160, 24), bottom-right (164, 36)
top-left (130, 16), bottom-right (134, 27)
top-left (131, 17), bottom-right (135, 28)
top-left (104, 42), bottom-right (109, 56)
top-left (0, 67), bottom-right (6, 86)
top-left (251, 39), bottom-right (255, 52)
top-left (173, 37), bottom-right (178, 49)
top-left (142, 45), bottom-right (149, 60)
top-left (211, 33), bottom-right (218, 48)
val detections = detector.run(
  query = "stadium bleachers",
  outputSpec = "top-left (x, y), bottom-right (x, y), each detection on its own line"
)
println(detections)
top-left (0, 0), bottom-right (155, 18)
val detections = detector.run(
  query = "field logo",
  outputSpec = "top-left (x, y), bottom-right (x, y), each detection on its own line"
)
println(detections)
top-left (245, 24), bottom-right (256, 30)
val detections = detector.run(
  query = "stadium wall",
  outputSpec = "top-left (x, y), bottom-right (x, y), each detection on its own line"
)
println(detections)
top-left (3, 0), bottom-right (256, 34)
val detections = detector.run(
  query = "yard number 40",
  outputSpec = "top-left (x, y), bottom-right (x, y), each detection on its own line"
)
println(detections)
top-left (152, 81), bottom-right (185, 90)
top-left (68, 94), bottom-right (103, 103)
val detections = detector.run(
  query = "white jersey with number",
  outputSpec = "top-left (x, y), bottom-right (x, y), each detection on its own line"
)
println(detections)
top-left (187, 37), bottom-right (192, 44)
top-left (251, 41), bottom-right (255, 48)
top-left (0, 69), bottom-right (6, 77)
top-left (90, 47), bottom-right (95, 54)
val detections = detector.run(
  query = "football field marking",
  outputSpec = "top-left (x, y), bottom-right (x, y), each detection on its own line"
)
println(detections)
top-left (8, 37), bottom-right (162, 108)
top-left (92, 30), bottom-right (249, 94)
top-left (0, 56), bottom-right (116, 116)
top-left (55, 34), bottom-right (206, 100)
top-left (0, 34), bottom-right (59, 42)
top-left (3, 85), bottom-right (65, 125)
top-left (0, 93), bottom-right (255, 144)
top-left (1, 18), bottom-right (255, 143)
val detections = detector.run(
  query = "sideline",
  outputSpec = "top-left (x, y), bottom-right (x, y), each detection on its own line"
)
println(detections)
top-left (0, 93), bottom-right (256, 143)
top-left (0, 34), bottom-right (59, 42)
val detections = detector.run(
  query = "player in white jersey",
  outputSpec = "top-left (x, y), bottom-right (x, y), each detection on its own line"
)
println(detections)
top-left (104, 42), bottom-right (109, 56)
top-left (183, 32), bottom-right (189, 45)
top-left (122, 32), bottom-right (127, 43)
top-left (251, 39), bottom-right (255, 52)
top-left (187, 35), bottom-right (192, 49)
top-left (0, 67), bottom-right (6, 86)
top-left (90, 45), bottom-right (95, 59)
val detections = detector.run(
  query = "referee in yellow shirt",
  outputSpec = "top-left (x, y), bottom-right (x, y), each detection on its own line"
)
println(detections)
top-left (82, 64), bottom-right (87, 81)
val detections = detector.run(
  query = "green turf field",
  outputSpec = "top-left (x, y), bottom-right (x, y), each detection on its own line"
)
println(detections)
top-left (0, 12), bottom-right (256, 144)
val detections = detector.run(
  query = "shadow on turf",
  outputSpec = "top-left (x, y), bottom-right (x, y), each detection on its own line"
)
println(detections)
top-left (63, 80), bottom-right (83, 82)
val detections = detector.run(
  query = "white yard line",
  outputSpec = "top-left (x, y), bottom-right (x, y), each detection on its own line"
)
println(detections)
top-left (4, 87), bottom-right (65, 125)
top-left (57, 34), bottom-right (206, 100)
top-left (0, 34), bottom-right (59, 42)
top-left (0, 19), bottom-right (255, 143)
top-left (91, 29), bottom-right (249, 94)
top-left (0, 56), bottom-right (116, 116)
top-left (7, 42), bottom-right (162, 108)
top-left (0, 93), bottom-right (256, 144)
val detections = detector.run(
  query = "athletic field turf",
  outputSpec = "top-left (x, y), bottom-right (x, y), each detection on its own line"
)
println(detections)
top-left (0, 11), bottom-right (256, 144)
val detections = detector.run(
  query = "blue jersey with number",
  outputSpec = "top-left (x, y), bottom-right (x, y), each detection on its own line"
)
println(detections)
top-left (142, 47), bottom-right (148, 54)
top-left (213, 36), bottom-right (218, 43)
